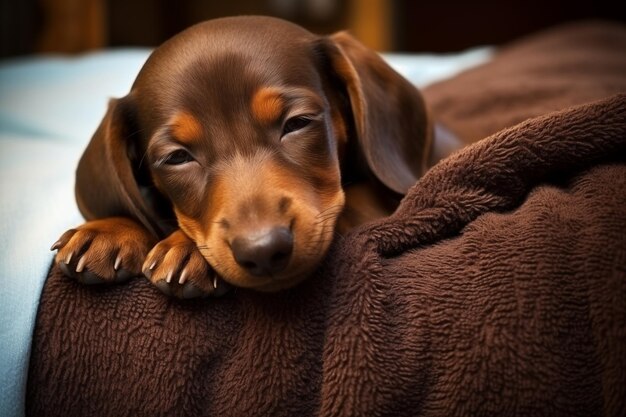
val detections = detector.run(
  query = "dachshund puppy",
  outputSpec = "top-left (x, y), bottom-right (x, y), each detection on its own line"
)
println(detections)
top-left (51, 16), bottom-right (434, 298)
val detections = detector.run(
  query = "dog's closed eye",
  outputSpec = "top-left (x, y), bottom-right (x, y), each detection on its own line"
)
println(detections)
top-left (281, 115), bottom-right (313, 137)
top-left (162, 149), bottom-right (195, 166)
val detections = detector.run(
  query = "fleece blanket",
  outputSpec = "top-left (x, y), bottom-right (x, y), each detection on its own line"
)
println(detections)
top-left (27, 22), bottom-right (626, 416)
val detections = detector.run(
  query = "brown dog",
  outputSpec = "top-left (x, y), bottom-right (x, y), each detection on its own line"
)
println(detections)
top-left (51, 16), bottom-right (435, 298)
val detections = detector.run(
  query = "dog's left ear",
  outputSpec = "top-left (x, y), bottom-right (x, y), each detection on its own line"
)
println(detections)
top-left (75, 96), bottom-right (167, 237)
top-left (317, 32), bottom-right (432, 194)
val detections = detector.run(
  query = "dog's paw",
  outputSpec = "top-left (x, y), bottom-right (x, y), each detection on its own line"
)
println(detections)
top-left (51, 217), bottom-right (155, 285)
top-left (143, 230), bottom-right (227, 299)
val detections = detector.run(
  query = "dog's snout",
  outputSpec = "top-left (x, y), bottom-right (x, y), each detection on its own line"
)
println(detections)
top-left (231, 227), bottom-right (293, 276)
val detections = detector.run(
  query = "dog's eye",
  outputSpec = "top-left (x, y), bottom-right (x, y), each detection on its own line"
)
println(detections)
top-left (282, 116), bottom-right (312, 137)
top-left (163, 149), bottom-right (194, 165)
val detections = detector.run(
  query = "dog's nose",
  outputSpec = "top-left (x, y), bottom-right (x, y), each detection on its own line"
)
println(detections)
top-left (231, 227), bottom-right (293, 276)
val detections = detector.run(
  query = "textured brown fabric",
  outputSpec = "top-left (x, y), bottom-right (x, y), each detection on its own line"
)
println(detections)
top-left (27, 23), bottom-right (626, 417)
top-left (423, 20), bottom-right (626, 145)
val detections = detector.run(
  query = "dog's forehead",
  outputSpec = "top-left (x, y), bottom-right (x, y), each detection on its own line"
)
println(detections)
top-left (133, 17), bottom-right (323, 126)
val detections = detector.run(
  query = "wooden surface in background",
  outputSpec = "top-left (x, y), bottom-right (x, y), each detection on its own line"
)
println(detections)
top-left (38, 0), bottom-right (106, 53)
top-left (7, 0), bottom-right (626, 57)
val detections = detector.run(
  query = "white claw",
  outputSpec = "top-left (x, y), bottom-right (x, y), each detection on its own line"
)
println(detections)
top-left (149, 260), bottom-right (157, 270)
top-left (213, 276), bottom-right (218, 289)
top-left (76, 256), bottom-right (86, 273)
top-left (179, 269), bottom-right (188, 284)
top-left (166, 270), bottom-right (173, 283)
top-left (114, 254), bottom-right (122, 271)
top-left (65, 252), bottom-right (73, 265)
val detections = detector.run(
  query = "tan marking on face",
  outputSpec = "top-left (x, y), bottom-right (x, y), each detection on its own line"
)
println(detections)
top-left (251, 87), bottom-right (284, 124)
top-left (170, 112), bottom-right (202, 143)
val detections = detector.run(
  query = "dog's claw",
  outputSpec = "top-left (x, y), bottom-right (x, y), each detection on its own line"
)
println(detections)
top-left (76, 256), bottom-right (86, 273)
top-left (165, 270), bottom-right (173, 283)
top-left (65, 252), bottom-right (73, 265)
top-left (50, 240), bottom-right (62, 251)
top-left (179, 268), bottom-right (188, 284)
top-left (114, 254), bottom-right (122, 271)
top-left (213, 276), bottom-right (218, 289)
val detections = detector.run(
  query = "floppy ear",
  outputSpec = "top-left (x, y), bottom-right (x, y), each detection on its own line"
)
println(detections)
top-left (75, 96), bottom-right (164, 237)
top-left (318, 32), bottom-right (432, 194)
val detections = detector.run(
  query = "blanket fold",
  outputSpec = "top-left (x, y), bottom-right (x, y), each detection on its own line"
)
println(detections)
top-left (371, 93), bottom-right (626, 257)
top-left (27, 21), bottom-right (626, 417)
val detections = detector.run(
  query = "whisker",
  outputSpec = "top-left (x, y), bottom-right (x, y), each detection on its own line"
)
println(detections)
top-left (315, 205), bottom-right (342, 214)
top-left (313, 212), bottom-right (343, 224)
top-left (313, 218), bottom-right (341, 227)
top-left (315, 205), bottom-right (344, 219)
top-left (314, 212), bottom-right (341, 221)
top-left (315, 208), bottom-right (343, 217)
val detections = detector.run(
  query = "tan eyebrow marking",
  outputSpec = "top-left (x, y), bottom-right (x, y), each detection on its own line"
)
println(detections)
top-left (170, 112), bottom-right (202, 143)
top-left (251, 87), bottom-right (285, 124)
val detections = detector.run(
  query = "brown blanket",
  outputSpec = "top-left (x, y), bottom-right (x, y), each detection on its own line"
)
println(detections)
top-left (27, 22), bottom-right (626, 417)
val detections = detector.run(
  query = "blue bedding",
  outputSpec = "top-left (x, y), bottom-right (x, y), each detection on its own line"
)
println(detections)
top-left (0, 47), bottom-right (492, 416)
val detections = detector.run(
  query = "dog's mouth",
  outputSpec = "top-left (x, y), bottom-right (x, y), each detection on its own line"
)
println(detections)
top-left (196, 215), bottom-right (338, 292)
top-left (196, 252), bottom-right (321, 292)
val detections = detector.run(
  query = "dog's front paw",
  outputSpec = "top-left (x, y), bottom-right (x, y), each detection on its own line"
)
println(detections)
top-left (143, 230), bottom-right (227, 299)
top-left (51, 217), bottom-right (155, 284)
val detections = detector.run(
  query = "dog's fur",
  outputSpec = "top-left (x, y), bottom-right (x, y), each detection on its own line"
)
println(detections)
top-left (51, 16), bottom-right (438, 298)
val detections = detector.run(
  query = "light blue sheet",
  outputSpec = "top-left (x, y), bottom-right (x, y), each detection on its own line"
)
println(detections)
top-left (0, 46), bottom-right (492, 416)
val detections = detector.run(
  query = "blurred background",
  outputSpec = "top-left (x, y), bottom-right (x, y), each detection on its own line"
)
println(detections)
top-left (1, 0), bottom-right (625, 58)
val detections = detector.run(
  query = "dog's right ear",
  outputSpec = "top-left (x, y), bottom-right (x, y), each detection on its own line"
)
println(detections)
top-left (75, 96), bottom-right (162, 237)
top-left (315, 32), bottom-right (432, 195)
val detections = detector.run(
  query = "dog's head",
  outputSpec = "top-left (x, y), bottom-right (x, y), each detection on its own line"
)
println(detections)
top-left (76, 16), bottom-right (431, 291)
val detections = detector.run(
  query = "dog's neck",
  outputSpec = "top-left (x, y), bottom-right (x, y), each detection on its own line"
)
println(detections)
top-left (336, 181), bottom-right (401, 234)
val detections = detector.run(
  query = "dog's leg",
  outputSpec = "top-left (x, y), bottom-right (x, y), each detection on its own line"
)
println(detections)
top-left (142, 230), bottom-right (226, 298)
top-left (52, 217), bottom-right (156, 285)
